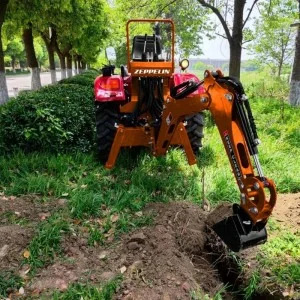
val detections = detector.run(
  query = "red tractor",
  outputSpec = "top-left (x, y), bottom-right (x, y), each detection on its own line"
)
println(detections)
top-left (94, 19), bottom-right (276, 252)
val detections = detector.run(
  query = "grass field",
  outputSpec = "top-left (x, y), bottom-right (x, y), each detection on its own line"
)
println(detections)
top-left (0, 71), bottom-right (299, 299)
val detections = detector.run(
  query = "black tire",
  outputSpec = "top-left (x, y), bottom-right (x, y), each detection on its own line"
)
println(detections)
top-left (185, 112), bottom-right (205, 154)
top-left (95, 103), bottom-right (119, 163)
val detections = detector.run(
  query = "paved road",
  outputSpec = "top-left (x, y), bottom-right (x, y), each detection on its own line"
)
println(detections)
top-left (6, 72), bottom-right (62, 97)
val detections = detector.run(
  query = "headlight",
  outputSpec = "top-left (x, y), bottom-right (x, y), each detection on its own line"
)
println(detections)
top-left (179, 59), bottom-right (189, 71)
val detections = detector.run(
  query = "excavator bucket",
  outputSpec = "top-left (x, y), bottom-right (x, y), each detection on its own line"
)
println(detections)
top-left (212, 204), bottom-right (267, 252)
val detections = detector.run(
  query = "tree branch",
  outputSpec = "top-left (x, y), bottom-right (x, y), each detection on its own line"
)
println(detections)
top-left (196, 0), bottom-right (232, 43)
top-left (215, 32), bottom-right (227, 39)
top-left (155, 0), bottom-right (177, 18)
top-left (243, 0), bottom-right (259, 29)
top-left (242, 39), bottom-right (253, 45)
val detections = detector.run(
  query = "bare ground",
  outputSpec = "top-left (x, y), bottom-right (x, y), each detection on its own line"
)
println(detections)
top-left (0, 193), bottom-right (299, 299)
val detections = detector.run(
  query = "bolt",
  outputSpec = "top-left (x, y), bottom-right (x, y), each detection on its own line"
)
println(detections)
top-left (225, 93), bottom-right (233, 101)
top-left (200, 96), bottom-right (208, 103)
top-left (240, 193), bottom-right (246, 205)
top-left (249, 207), bottom-right (258, 215)
top-left (253, 182), bottom-right (260, 190)
top-left (241, 94), bottom-right (248, 101)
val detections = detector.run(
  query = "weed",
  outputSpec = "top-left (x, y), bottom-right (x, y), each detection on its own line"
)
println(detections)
top-left (191, 284), bottom-right (228, 300)
top-left (0, 271), bottom-right (23, 298)
top-left (243, 271), bottom-right (261, 300)
top-left (52, 275), bottom-right (122, 299)
top-left (0, 211), bottom-right (29, 226)
top-left (88, 226), bottom-right (105, 246)
top-left (25, 212), bottom-right (70, 271)
top-left (257, 229), bottom-right (300, 292)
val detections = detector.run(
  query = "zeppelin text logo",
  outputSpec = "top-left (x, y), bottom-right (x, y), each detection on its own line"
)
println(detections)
top-left (134, 69), bottom-right (171, 75)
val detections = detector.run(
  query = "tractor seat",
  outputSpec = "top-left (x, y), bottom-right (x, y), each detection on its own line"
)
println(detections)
top-left (132, 35), bottom-right (162, 61)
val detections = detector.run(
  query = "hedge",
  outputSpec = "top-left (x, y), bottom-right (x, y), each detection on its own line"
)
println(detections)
top-left (0, 71), bottom-right (99, 154)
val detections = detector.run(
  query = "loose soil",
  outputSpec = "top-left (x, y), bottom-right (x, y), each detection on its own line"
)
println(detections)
top-left (0, 193), bottom-right (299, 299)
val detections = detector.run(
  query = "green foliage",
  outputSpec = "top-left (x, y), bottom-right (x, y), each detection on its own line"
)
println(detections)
top-left (249, 0), bottom-right (298, 76)
top-left (256, 227), bottom-right (300, 291)
top-left (59, 70), bottom-right (99, 87)
top-left (0, 272), bottom-right (23, 298)
top-left (25, 213), bottom-right (70, 271)
top-left (0, 71), bottom-right (97, 154)
top-left (114, 0), bottom-right (214, 57)
top-left (243, 271), bottom-right (261, 300)
top-left (52, 276), bottom-right (122, 300)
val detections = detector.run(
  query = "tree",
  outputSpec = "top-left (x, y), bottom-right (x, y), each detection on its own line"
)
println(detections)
top-left (289, 0), bottom-right (300, 106)
top-left (196, 0), bottom-right (259, 78)
top-left (4, 38), bottom-right (24, 72)
top-left (250, 0), bottom-right (297, 77)
top-left (6, 1), bottom-right (44, 90)
top-left (0, 0), bottom-right (9, 104)
top-left (114, 0), bottom-right (213, 58)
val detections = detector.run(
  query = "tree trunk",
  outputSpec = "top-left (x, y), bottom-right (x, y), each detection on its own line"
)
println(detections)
top-left (54, 40), bottom-right (71, 80)
top-left (59, 55), bottom-right (66, 79)
top-left (74, 56), bottom-right (78, 75)
top-left (289, 2), bottom-right (300, 106)
top-left (229, 0), bottom-right (245, 78)
top-left (81, 61), bottom-right (87, 72)
top-left (78, 55), bottom-right (83, 73)
top-left (66, 53), bottom-right (72, 78)
top-left (0, 0), bottom-right (9, 104)
top-left (22, 25), bottom-right (41, 90)
top-left (41, 29), bottom-right (57, 84)
top-left (11, 55), bottom-right (16, 72)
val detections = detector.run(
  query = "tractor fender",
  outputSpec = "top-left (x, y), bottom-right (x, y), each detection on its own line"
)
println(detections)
top-left (94, 75), bottom-right (126, 102)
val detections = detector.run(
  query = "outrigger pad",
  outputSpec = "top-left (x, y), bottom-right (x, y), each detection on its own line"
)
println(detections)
top-left (212, 204), bottom-right (267, 252)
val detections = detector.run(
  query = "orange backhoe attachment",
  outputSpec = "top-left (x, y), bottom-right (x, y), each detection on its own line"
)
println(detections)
top-left (104, 70), bottom-right (276, 252)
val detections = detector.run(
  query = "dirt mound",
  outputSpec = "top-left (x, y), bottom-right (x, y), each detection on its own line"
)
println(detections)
top-left (0, 194), bottom-right (66, 224)
top-left (271, 193), bottom-right (300, 232)
top-left (30, 201), bottom-right (227, 299)
top-left (0, 225), bottom-right (33, 271)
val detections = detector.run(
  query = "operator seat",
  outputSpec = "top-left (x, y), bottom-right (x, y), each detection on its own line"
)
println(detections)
top-left (132, 35), bottom-right (162, 61)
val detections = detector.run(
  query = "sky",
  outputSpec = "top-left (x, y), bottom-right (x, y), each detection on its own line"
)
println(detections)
top-left (198, 1), bottom-right (260, 60)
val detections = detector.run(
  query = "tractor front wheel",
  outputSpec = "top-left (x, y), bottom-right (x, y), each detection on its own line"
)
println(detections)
top-left (185, 112), bottom-right (205, 154)
top-left (95, 103), bottom-right (119, 163)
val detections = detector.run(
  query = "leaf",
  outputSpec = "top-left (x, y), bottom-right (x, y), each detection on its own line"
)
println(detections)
top-left (23, 250), bottom-right (30, 259)
top-left (18, 287), bottom-right (25, 295)
top-left (80, 184), bottom-right (88, 189)
top-left (135, 211), bottom-right (143, 217)
top-left (110, 214), bottom-right (119, 223)
top-left (61, 193), bottom-right (69, 197)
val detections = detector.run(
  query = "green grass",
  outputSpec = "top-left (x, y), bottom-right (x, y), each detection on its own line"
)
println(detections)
top-left (52, 276), bottom-right (122, 300)
top-left (243, 271), bottom-right (261, 300)
top-left (0, 271), bottom-right (23, 298)
top-left (24, 213), bottom-right (70, 272)
top-left (0, 80), bottom-right (299, 298)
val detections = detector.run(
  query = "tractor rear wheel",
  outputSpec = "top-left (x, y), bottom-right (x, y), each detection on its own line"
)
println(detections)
top-left (95, 103), bottom-right (119, 163)
top-left (185, 112), bottom-right (205, 154)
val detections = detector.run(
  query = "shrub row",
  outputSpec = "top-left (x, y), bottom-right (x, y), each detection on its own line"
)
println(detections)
top-left (0, 70), bottom-right (99, 154)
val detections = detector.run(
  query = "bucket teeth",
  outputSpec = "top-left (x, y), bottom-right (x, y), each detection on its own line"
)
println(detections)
top-left (212, 206), bottom-right (267, 252)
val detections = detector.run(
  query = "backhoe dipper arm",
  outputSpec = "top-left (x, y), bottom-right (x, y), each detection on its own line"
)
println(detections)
top-left (203, 71), bottom-right (276, 224)
top-left (160, 70), bottom-right (277, 251)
